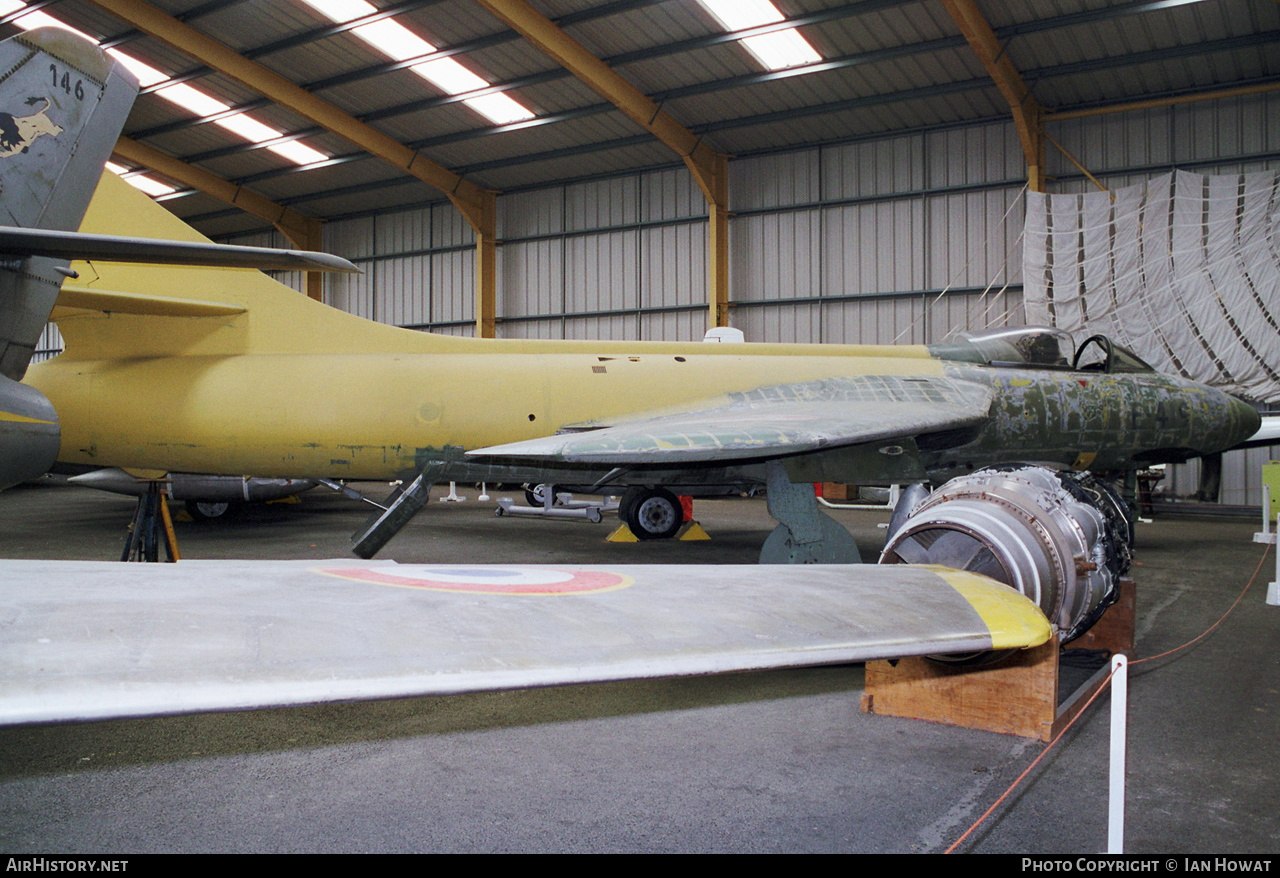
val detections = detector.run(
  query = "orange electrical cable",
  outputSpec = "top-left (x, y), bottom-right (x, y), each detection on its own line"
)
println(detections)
top-left (946, 537), bottom-right (1271, 852)
top-left (944, 663), bottom-right (1119, 853)
top-left (1132, 540), bottom-right (1271, 666)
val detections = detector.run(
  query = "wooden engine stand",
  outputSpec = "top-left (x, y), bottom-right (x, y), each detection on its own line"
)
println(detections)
top-left (861, 579), bottom-right (1135, 741)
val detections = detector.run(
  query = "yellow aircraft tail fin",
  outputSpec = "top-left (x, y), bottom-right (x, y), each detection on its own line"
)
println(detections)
top-left (52, 172), bottom-right (447, 361)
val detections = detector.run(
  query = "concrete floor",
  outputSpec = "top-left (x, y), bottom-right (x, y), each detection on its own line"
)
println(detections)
top-left (0, 480), bottom-right (1277, 853)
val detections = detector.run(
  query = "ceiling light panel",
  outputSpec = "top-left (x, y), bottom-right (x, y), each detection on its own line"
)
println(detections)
top-left (0, 0), bottom-right (329, 170)
top-left (104, 162), bottom-right (176, 197)
top-left (296, 0), bottom-right (533, 123)
top-left (696, 0), bottom-right (823, 71)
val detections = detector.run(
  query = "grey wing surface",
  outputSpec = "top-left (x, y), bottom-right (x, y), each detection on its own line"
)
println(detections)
top-left (468, 374), bottom-right (993, 466)
top-left (0, 559), bottom-right (1050, 725)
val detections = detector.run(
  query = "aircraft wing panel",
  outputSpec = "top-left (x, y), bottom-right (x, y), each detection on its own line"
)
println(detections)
top-left (468, 375), bottom-right (992, 465)
top-left (0, 226), bottom-right (359, 273)
top-left (56, 285), bottom-right (246, 317)
top-left (0, 559), bottom-right (1049, 725)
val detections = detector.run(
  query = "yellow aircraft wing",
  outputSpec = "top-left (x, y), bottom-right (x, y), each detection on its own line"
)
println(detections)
top-left (0, 559), bottom-right (1049, 725)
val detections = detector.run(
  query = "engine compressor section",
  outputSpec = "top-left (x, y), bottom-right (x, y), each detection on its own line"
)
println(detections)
top-left (879, 466), bottom-right (1133, 642)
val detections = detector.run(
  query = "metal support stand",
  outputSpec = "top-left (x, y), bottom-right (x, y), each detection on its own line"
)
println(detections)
top-left (817, 483), bottom-right (901, 511)
top-left (759, 460), bottom-right (861, 564)
top-left (317, 478), bottom-right (387, 511)
top-left (440, 481), bottom-right (466, 502)
top-left (351, 466), bottom-right (442, 559)
top-left (121, 482), bottom-right (180, 562)
top-left (1122, 468), bottom-right (1139, 523)
top-left (495, 493), bottom-right (615, 523)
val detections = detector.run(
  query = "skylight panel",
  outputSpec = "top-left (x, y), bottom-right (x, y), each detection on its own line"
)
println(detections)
top-left (155, 86), bottom-right (330, 165)
top-left (353, 18), bottom-right (433, 60)
top-left (302, 0), bottom-right (374, 21)
top-left (297, 0), bottom-right (533, 124)
top-left (464, 93), bottom-right (536, 126)
top-left (270, 140), bottom-right (332, 166)
top-left (0, 2), bottom-right (99, 44)
top-left (106, 52), bottom-right (169, 88)
top-left (741, 30), bottom-right (822, 70)
top-left (414, 58), bottom-right (489, 94)
top-left (696, 0), bottom-right (823, 71)
top-left (0, 0), bottom-right (329, 169)
top-left (105, 162), bottom-right (176, 197)
top-left (700, 0), bottom-right (784, 31)
top-left (156, 83), bottom-right (230, 118)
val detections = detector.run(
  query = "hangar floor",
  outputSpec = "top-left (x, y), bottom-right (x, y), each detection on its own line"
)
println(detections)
top-left (0, 480), bottom-right (1276, 854)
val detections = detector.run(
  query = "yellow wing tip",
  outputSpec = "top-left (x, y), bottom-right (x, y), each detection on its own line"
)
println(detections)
top-left (912, 565), bottom-right (1054, 649)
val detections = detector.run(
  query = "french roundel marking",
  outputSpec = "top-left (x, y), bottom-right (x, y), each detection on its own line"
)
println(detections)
top-left (315, 565), bottom-right (632, 595)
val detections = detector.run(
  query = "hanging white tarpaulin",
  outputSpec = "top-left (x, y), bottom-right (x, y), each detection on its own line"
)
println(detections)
top-left (1024, 170), bottom-right (1280, 403)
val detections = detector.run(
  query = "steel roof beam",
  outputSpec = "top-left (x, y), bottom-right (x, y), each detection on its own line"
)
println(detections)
top-left (167, 26), bottom-right (1280, 215)
top-left (127, 0), bottom-right (1241, 172)
top-left (128, 0), bottom-right (908, 144)
top-left (113, 136), bottom-right (327, 300)
top-left (1046, 78), bottom-right (1280, 122)
top-left (471, 0), bottom-right (732, 328)
top-left (942, 0), bottom-right (1045, 191)
top-left (85, 0), bottom-right (500, 336)
top-left (140, 0), bottom-right (668, 93)
top-left (143, 34), bottom-right (969, 166)
top-left (120, 0), bottom-right (1173, 146)
top-left (128, 0), bottom-right (456, 91)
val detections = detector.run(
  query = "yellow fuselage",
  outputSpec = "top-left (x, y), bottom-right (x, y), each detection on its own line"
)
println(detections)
top-left (29, 339), bottom-right (940, 480)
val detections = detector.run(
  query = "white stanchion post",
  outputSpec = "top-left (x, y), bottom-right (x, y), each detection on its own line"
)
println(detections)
top-left (440, 481), bottom-right (465, 502)
top-left (1264, 484), bottom-right (1271, 538)
top-left (478, 483), bottom-right (490, 501)
top-left (1270, 531), bottom-right (1280, 606)
top-left (1108, 654), bottom-right (1128, 854)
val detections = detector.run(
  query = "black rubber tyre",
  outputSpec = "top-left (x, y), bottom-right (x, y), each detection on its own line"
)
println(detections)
top-left (624, 487), bottom-right (683, 540)
top-left (185, 500), bottom-right (231, 520)
top-left (618, 486), bottom-right (643, 524)
top-left (523, 484), bottom-right (562, 507)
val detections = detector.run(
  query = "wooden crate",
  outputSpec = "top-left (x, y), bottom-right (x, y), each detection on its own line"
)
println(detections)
top-left (861, 579), bottom-right (1134, 741)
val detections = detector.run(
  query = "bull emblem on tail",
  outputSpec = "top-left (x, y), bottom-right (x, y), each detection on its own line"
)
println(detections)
top-left (0, 97), bottom-right (61, 158)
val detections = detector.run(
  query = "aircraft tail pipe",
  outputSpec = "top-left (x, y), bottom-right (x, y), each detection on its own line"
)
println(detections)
top-left (879, 466), bottom-right (1133, 642)
top-left (70, 468), bottom-right (317, 503)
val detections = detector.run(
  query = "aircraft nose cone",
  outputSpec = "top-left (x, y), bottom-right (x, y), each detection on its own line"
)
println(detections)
top-left (1230, 394), bottom-right (1262, 447)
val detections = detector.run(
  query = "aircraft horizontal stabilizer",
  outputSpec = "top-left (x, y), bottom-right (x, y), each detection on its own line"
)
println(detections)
top-left (469, 375), bottom-right (993, 466)
top-left (0, 226), bottom-right (359, 273)
top-left (55, 285), bottom-right (245, 317)
top-left (0, 559), bottom-right (1049, 725)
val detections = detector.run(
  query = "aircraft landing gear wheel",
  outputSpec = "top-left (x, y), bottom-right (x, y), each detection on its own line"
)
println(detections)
top-left (186, 500), bottom-right (231, 520)
top-left (524, 483), bottom-right (562, 507)
top-left (618, 486), bottom-right (642, 523)
top-left (625, 487), bottom-right (682, 540)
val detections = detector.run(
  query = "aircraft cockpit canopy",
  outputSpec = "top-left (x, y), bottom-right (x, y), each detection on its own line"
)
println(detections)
top-left (933, 327), bottom-right (1156, 373)
top-left (940, 326), bottom-right (1075, 368)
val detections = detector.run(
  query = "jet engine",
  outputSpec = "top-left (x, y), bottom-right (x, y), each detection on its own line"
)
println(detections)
top-left (879, 466), bottom-right (1133, 642)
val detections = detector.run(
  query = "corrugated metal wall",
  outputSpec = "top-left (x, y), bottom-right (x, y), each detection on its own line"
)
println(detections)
top-left (298, 120), bottom-right (1029, 347)
top-left (208, 93), bottom-right (1280, 506)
